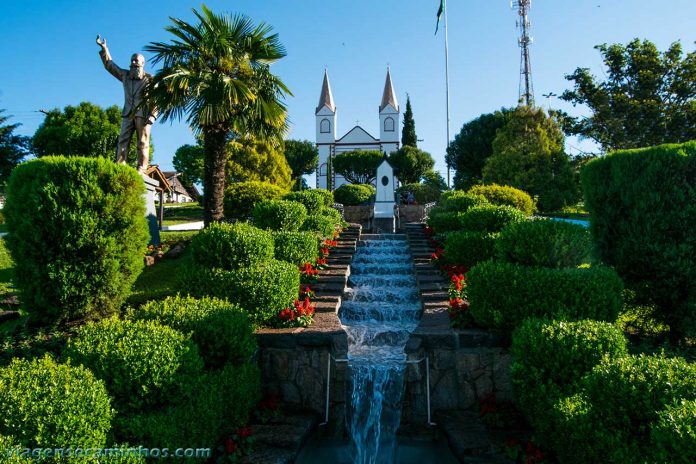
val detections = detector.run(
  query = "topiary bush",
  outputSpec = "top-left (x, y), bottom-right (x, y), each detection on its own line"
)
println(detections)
top-left (313, 188), bottom-right (335, 207)
top-left (426, 210), bottom-right (462, 233)
top-left (511, 319), bottom-right (628, 444)
top-left (319, 206), bottom-right (342, 223)
top-left (467, 261), bottom-right (623, 335)
top-left (252, 199), bottom-right (308, 231)
top-left (333, 184), bottom-right (375, 205)
top-left (459, 205), bottom-right (527, 233)
top-left (396, 183), bottom-right (441, 204)
top-left (223, 181), bottom-right (286, 220)
top-left (64, 317), bottom-right (203, 410)
top-left (183, 259), bottom-right (299, 325)
top-left (468, 183), bottom-right (535, 215)
top-left (443, 231), bottom-right (498, 268)
top-left (302, 214), bottom-right (336, 237)
top-left (582, 141), bottom-right (696, 339)
top-left (438, 191), bottom-right (489, 213)
top-left (129, 295), bottom-right (256, 369)
top-left (189, 222), bottom-right (273, 271)
top-left (651, 399), bottom-right (696, 463)
top-left (0, 355), bottom-right (113, 448)
top-left (273, 231), bottom-right (319, 266)
top-left (283, 190), bottom-right (324, 213)
top-left (495, 219), bottom-right (592, 268)
top-left (3, 156), bottom-right (149, 324)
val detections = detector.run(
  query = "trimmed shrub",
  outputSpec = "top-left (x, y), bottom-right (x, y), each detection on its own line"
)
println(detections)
top-left (333, 184), bottom-right (375, 206)
top-left (302, 214), bottom-right (336, 237)
top-left (116, 362), bottom-right (260, 450)
top-left (252, 199), bottom-right (307, 231)
top-left (511, 319), bottom-right (628, 443)
top-left (190, 222), bottom-right (273, 271)
top-left (468, 261), bottom-right (623, 334)
top-left (319, 206), bottom-right (342, 223)
top-left (183, 259), bottom-right (299, 325)
top-left (223, 181), bottom-right (286, 220)
top-left (130, 296), bottom-right (256, 369)
top-left (651, 399), bottom-right (696, 463)
top-left (459, 204), bottom-right (527, 233)
top-left (396, 183), bottom-right (441, 204)
top-left (444, 231), bottom-right (497, 268)
top-left (426, 210), bottom-right (462, 233)
top-left (3, 156), bottom-right (149, 324)
top-left (496, 219), bottom-right (592, 268)
top-left (283, 190), bottom-right (324, 212)
top-left (0, 435), bottom-right (30, 463)
top-left (552, 354), bottom-right (696, 463)
top-left (273, 231), bottom-right (319, 266)
top-left (313, 188), bottom-right (334, 207)
top-left (468, 184), bottom-right (536, 215)
top-left (64, 317), bottom-right (203, 410)
top-left (582, 141), bottom-right (696, 338)
top-left (439, 191), bottom-right (489, 213)
top-left (0, 355), bottom-right (112, 448)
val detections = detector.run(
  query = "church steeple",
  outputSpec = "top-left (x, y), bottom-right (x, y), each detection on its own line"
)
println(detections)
top-left (316, 69), bottom-right (336, 114)
top-left (380, 68), bottom-right (399, 112)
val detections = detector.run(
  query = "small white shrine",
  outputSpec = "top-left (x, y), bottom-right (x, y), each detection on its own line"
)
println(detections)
top-left (373, 157), bottom-right (397, 233)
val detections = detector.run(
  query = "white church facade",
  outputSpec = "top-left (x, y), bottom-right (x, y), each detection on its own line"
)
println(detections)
top-left (315, 69), bottom-right (401, 190)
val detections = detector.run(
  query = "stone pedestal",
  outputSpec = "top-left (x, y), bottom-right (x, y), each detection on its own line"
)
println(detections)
top-left (142, 174), bottom-right (161, 246)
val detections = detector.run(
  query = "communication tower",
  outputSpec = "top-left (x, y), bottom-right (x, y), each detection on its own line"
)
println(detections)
top-left (512, 0), bottom-right (534, 106)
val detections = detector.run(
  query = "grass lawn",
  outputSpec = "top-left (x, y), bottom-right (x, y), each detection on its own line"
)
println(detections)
top-left (162, 204), bottom-right (203, 222)
top-left (127, 245), bottom-right (194, 307)
top-left (0, 238), bottom-right (14, 297)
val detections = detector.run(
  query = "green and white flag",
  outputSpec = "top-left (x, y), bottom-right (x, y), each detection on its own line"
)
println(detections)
top-left (435, 0), bottom-right (445, 34)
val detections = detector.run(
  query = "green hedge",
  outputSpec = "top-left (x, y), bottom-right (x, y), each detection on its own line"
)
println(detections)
top-left (319, 206), bottom-right (342, 223)
top-left (552, 354), bottom-right (696, 463)
top-left (651, 399), bottom-right (696, 463)
top-left (0, 355), bottom-right (113, 448)
top-left (468, 184), bottom-right (536, 215)
top-left (273, 231), bottom-right (319, 266)
top-left (252, 199), bottom-right (308, 231)
top-left (64, 317), bottom-right (203, 410)
top-left (458, 205), bottom-right (527, 233)
top-left (3, 156), bottom-right (149, 324)
top-left (511, 319), bottom-right (628, 444)
top-left (467, 261), bottom-right (623, 334)
top-left (443, 231), bottom-right (498, 268)
top-left (426, 210), bottom-right (462, 233)
top-left (302, 214), bottom-right (336, 237)
top-left (582, 141), bottom-right (696, 338)
top-left (190, 222), bottom-right (273, 271)
top-left (223, 181), bottom-right (286, 220)
top-left (313, 188), bottom-right (335, 207)
top-left (495, 219), bottom-right (592, 268)
top-left (396, 183), bottom-right (441, 204)
top-left (283, 190), bottom-right (324, 212)
top-left (439, 191), bottom-right (489, 213)
top-left (130, 295), bottom-right (256, 369)
top-left (183, 259), bottom-right (299, 325)
top-left (333, 184), bottom-right (375, 205)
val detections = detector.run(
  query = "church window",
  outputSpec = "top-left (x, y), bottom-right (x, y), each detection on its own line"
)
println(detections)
top-left (384, 117), bottom-right (395, 132)
top-left (319, 163), bottom-right (328, 176)
top-left (320, 119), bottom-right (331, 133)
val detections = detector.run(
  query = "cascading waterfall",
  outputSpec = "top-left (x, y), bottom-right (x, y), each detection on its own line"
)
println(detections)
top-left (339, 236), bottom-right (421, 464)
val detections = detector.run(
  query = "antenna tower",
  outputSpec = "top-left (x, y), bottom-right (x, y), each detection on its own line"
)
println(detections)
top-left (512, 0), bottom-right (534, 106)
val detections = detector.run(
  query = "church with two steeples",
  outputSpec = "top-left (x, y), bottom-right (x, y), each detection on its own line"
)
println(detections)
top-left (315, 69), bottom-right (400, 190)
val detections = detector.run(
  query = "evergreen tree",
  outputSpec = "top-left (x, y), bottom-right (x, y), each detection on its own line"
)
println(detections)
top-left (401, 95), bottom-right (417, 147)
top-left (0, 110), bottom-right (29, 191)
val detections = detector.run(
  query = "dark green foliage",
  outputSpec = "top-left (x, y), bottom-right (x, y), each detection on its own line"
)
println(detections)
top-left (468, 261), bottom-right (623, 334)
top-left (190, 222), bottom-right (273, 271)
top-left (582, 142), bottom-right (696, 339)
top-left (4, 156), bottom-right (149, 324)
top-left (183, 259), bottom-right (299, 324)
top-left (312, 188), bottom-right (334, 207)
top-left (319, 206), bottom-right (342, 223)
top-left (64, 317), bottom-right (204, 410)
top-left (468, 183), bottom-right (536, 215)
top-left (283, 139), bottom-right (318, 180)
top-left (552, 355), bottom-right (696, 463)
top-left (130, 295), bottom-right (256, 369)
top-left (333, 183), bottom-right (375, 205)
top-left (651, 399), bottom-right (696, 463)
top-left (396, 183), bottom-right (441, 204)
top-left (0, 355), bottom-right (113, 448)
top-left (0, 436), bottom-right (30, 463)
top-left (283, 190), bottom-right (323, 212)
top-left (401, 96), bottom-right (418, 147)
top-left (422, 169), bottom-right (448, 191)
top-left (458, 205), bottom-right (527, 234)
top-left (173, 143), bottom-right (204, 185)
top-left (252, 199), bottom-right (308, 231)
top-left (496, 219), bottom-right (592, 268)
top-left (117, 362), bottom-right (260, 450)
top-left (439, 191), bottom-right (489, 212)
top-left (446, 108), bottom-right (514, 189)
top-left (560, 39), bottom-right (696, 151)
top-left (444, 232), bottom-right (497, 268)
top-left (426, 210), bottom-right (461, 233)
top-left (511, 319), bottom-right (628, 443)
top-left (388, 146), bottom-right (435, 184)
top-left (223, 181), bottom-right (286, 220)
top-left (0, 110), bottom-right (29, 191)
top-left (302, 214), bottom-right (336, 238)
top-left (333, 150), bottom-right (383, 184)
top-left (273, 231), bottom-right (319, 265)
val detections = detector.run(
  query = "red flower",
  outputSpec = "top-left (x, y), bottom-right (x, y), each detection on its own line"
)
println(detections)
top-left (225, 438), bottom-right (236, 454)
top-left (236, 427), bottom-right (253, 439)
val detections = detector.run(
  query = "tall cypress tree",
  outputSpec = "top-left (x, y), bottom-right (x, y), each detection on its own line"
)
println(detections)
top-left (401, 95), bottom-right (417, 148)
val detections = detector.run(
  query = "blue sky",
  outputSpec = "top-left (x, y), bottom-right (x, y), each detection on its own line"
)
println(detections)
top-left (1, 0), bottom-right (695, 187)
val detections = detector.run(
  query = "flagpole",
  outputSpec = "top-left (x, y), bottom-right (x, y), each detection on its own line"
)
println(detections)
top-left (444, 0), bottom-right (451, 189)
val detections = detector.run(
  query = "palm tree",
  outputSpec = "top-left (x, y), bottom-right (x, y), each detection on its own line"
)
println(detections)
top-left (145, 5), bottom-right (290, 225)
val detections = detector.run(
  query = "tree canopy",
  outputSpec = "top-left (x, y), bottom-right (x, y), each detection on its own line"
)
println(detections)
top-left (227, 137), bottom-right (293, 191)
top-left (283, 139), bottom-right (318, 183)
top-left (0, 110), bottom-right (29, 191)
top-left (560, 39), bottom-right (696, 151)
top-left (172, 143), bottom-right (204, 186)
top-left (333, 150), bottom-right (383, 184)
top-left (388, 146), bottom-right (435, 184)
top-left (401, 95), bottom-right (417, 148)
